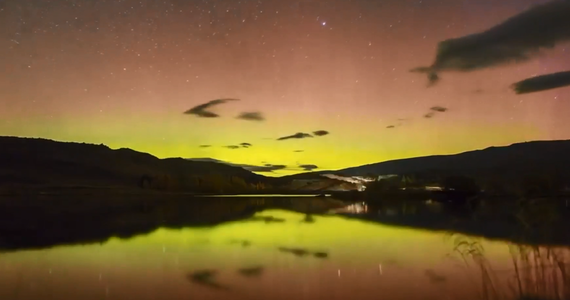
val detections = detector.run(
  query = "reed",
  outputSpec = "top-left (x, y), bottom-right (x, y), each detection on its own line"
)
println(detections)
top-left (448, 234), bottom-right (569, 300)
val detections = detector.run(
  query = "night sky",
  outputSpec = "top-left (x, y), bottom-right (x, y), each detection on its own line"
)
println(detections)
top-left (1, 0), bottom-right (569, 175)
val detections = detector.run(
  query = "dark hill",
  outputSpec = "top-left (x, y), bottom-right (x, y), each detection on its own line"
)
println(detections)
top-left (0, 136), bottom-right (269, 191)
top-left (335, 140), bottom-right (570, 180)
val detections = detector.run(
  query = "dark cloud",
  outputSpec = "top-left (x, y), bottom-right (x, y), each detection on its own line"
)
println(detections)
top-left (299, 164), bottom-right (318, 171)
top-left (312, 130), bottom-right (329, 136)
top-left (277, 247), bottom-right (328, 259)
top-left (187, 270), bottom-right (228, 290)
top-left (183, 98), bottom-right (239, 118)
top-left (199, 145), bottom-right (211, 148)
top-left (225, 145), bottom-right (241, 149)
top-left (423, 106), bottom-right (448, 119)
top-left (277, 132), bottom-right (313, 141)
top-left (411, 0), bottom-right (570, 86)
top-left (386, 119), bottom-right (409, 129)
top-left (236, 111), bottom-right (265, 121)
top-left (294, 150), bottom-right (304, 153)
top-left (231, 162), bottom-right (288, 172)
top-left (277, 247), bottom-right (310, 257)
top-left (430, 106), bottom-right (448, 112)
top-left (247, 164), bottom-right (287, 172)
top-left (511, 70), bottom-right (570, 94)
top-left (238, 266), bottom-right (264, 277)
top-left (240, 142), bottom-right (252, 148)
top-left (186, 158), bottom-right (288, 173)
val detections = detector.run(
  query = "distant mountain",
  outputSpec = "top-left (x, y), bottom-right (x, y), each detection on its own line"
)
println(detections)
top-left (334, 140), bottom-right (570, 180)
top-left (6, 136), bottom-right (568, 193)
top-left (0, 136), bottom-right (269, 191)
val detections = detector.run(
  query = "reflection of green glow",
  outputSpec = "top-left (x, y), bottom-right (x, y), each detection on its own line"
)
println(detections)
top-left (197, 194), bottom-right (330, 198)
top-left (0, 210), bottom-right (531, 300)
top-left (94, 209), bottom-right (513, 266)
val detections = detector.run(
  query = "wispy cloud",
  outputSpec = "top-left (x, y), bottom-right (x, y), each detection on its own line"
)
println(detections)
top-left (221, 143), bottom-right (252, 149)
top-left (183, 98), bottom-right (239, 118)
top-left (186, 158), bottom-right (289, 173)
top-left (386, 118), bottom-right (410, 129)
top-left (187, 270), bottom-right (228, 290)
top-left (294, 150), bottom-right (304, 153)
top-left (247, 164), bottom-right (287, 172)
top-left (430, 106), bottom-right (448, 112)
top-left (299, 164), bottom-right (318, 171)
top-left (423, 106), bottom-right (448, 119)
top-left (277, 132), bottom-right (313, 141)
top-left (199, 145), bottom-right (211, 148)
top-left (411, 0), bottom-right (570, 86)
top-left (512, 70), bottom-right (570, 94)
top-left (312, 130), bottom-right (329, 136)
top-left (236, 111), bottom-right (265, 121)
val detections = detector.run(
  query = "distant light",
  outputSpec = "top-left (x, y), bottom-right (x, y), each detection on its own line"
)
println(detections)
top-left (322, 21), bottom-right (326, 26)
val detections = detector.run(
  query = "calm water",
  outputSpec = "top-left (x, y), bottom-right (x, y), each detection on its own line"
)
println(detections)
top-left (0, 197), bottom-right (568, 300)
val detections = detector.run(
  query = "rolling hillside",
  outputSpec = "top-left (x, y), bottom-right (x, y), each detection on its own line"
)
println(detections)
top-left (335, 140), bottom-right (570, 180)
top-left (279, 140), bottom-right (570, 187)
top-left (4, 136), bottom-right (570, 193)
top-left (0, 136), bottom-right (269, 191)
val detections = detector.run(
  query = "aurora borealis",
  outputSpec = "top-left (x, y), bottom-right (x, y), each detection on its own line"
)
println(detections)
top-left (1, 0), bottom-right (569, 175)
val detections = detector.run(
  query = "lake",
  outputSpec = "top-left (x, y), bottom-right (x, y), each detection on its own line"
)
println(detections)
top-left (0, 196), bottom-right (568, 300)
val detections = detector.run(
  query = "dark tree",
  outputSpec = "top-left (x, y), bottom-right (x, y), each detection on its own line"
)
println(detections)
top-left (139, 174), bottom-right (153, 189)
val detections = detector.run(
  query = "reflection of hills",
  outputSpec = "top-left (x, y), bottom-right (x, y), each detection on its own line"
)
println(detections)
top-left (339, 201), bottom-right (570, 247)
top-left (0, 196), bottom-right (344, 251)
top-left (1, 197), bottom-right (569, 252)
top-left (284, 178), bottom-right (360, 191)
top-left (0, 197), bottom-right (252, 251)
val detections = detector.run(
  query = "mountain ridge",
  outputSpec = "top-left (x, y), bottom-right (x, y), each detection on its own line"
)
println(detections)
top-left (277, 139), bottom-right (570, 184)
top-left (2, 136), bottom-right (570, 192)
top-left (0, 136), bottom-right (270, 192)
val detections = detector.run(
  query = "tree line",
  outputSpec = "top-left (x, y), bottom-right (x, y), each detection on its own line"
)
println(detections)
top-left (137, 173), bottom-right (270, 193)
top-left (364, 172), bottom-right (569, 197)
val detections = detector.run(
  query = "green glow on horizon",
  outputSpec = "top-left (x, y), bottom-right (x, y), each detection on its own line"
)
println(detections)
top-left (1, 120), bottom-right (544, 176)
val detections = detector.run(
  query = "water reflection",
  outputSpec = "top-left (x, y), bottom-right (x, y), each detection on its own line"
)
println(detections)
top-left (0, 198), bottom-right (568, 300)
top-left (330, 202), bottom-right (368, 214)
top-left (277, 247), bottom-right (329, 259)
top-left (0, 196), bottom-right (345, 251)
top-left (237, 266), bottom-right (264, 278)
top-left (187, 269), bottom-right (230, 291)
